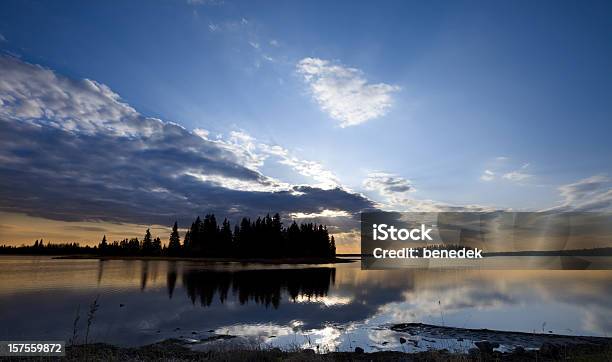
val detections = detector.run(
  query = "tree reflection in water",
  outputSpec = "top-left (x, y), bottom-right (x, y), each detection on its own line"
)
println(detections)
top-left (180, 267), bottom-right (336, 308)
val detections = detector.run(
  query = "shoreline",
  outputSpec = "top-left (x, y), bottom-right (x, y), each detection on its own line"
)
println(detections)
top-left (50, 254), bottom-right (356, 264)
top-left (59, 325), bottom-right (612, 361)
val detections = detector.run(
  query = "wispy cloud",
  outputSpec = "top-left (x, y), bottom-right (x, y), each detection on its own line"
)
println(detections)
top-left (258, 144), bottom-right (341, 190)
top-left (502, 170), bottom-right (531, 182)
top-left (549, 175), bottom-right (612, 211)
top-left (363, 172), bottom-right (491, 212)
top-left (296, 58), bottom-right (400, 127)
top-left (481, 160), bottom-right (532, 183)
top-left (502, 163), bottom-right (532, 182)
top-left (290, 209), bottom-right (351, 219)
top-left (480, 169), bottom-right (495, 181)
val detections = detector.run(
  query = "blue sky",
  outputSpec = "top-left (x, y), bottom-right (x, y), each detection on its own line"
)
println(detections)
top-left (1, 0), bottom-right (612, 248)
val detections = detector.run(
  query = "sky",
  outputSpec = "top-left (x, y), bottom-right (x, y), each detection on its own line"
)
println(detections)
top-left (1, 0), bottom-right (611, 251)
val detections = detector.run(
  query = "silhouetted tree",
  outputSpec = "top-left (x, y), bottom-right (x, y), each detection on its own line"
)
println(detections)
top-left (183, 230), bottom-right (191, 251)
top-left (99, 235), bottom-right (108, 252)
top-left (142, 229), bottom-right (153, 255)
top-left (168, 221), bottom-right (181, 256)
top-left (1, 213), bottom-right (338, 259)
top-left (152, 237), bottom-right (162, 255)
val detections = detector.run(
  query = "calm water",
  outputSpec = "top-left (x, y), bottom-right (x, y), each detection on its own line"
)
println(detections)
top-left (0, 256), bottom-right (610, 352)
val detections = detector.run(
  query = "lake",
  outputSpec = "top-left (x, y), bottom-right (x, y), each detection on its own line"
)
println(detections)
top-left (0, 255), bottom-right (610, 353)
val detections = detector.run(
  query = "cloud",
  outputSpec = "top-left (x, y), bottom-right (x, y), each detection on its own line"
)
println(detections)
top-left (259, 143), bottom-right (340, 189)
top-left (502, 163), bottom-right (532, 182)
top-left (0, 33), bottom-right (6, 42)
top-left (480, 169), bottom-right (495, 181)
top-left (0, 56), bottom-right (374, 228)
top-left (549, 175), bottom-right (612, 211)
top-left (290, 209), bottom-right (351, 219)
top-left (502, 170), bottom-right (531, 182)
top-left (193, 132), bottom-right (341, 190)
top-left (296, 58), bottom-right (400, 127)
top-left (482, 160), bottom-right (532, 183)
top-left (363, 172), bottom-right (414, 200)
top-left (363, 172), bottom-right (492, 212)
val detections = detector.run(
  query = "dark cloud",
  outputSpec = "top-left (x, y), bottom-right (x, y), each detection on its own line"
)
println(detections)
top-left (0, 56), bottom-right (374, 228)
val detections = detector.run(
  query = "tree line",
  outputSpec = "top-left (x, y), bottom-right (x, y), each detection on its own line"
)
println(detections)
top-left (100, 213), bottom-right (336, 258)
top-left (1, 213), bottom-right (336, 259)
top-left (0, 240), bottom-right (93, 255)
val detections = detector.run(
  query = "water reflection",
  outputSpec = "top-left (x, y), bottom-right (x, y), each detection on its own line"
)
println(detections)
top-left (167, 262), bottom-right (177, 299)
top-left (0, 256), bottom-right (610, 350)
top-left (182, 268), bottom-right (335, 308)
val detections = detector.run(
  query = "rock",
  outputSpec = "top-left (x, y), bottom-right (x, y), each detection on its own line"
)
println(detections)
top-left (191, 331), bottom-right (197, 335)
top-left (354, 347), bottom-right (364, 354)
top-left (119, 304), bottom-right (125, 307)
top-left (474, 341), bottom-right (500, 354)
top-left (399, 337), bottom-right (406, 344)
top-left (381, 341), bottom-right (388, 345)
top-left (302, 349), bottom-right (315, 354)
top-left (456, 337), bottom-right (464, 341)
top-left (513, 346), bottom-right (526, 354)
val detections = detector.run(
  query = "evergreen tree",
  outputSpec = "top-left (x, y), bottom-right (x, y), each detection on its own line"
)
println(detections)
top-left (168, 221), bottom-right (181, 255)
top-left (329, 235), bottom-right (336, 257)
top-left (99, 235), bottom-right (108, 253)
top-left (183, 230), bottom-right (191, 251)
top-left (142, 229), bottom-right (153, 255)
top-left (128, 238), bottom-right (140, 254)
top-left (152, 237), bottom-right (162, 255)
top-left (220, 219), bottom-right (233, 256)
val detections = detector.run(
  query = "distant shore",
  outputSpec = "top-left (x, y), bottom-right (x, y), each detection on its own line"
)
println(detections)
top-left (52, 254), bottom-right (356, 264)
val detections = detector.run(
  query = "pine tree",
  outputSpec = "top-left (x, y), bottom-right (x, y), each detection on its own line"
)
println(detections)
top-left (152, 237), bottom-right (162, 255)
top-left (142, 229), bottom-right (153, 255)
top-left (329, 235), bottom-right (336, 257)
top-left (168, 221), bottom-right (181, 255)
top-left (183, 230), bottom-right (191, 251)
top-left (220, 219), bottom-right (232, 256)
top-left (99, 235), bottom-right (108, 253)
